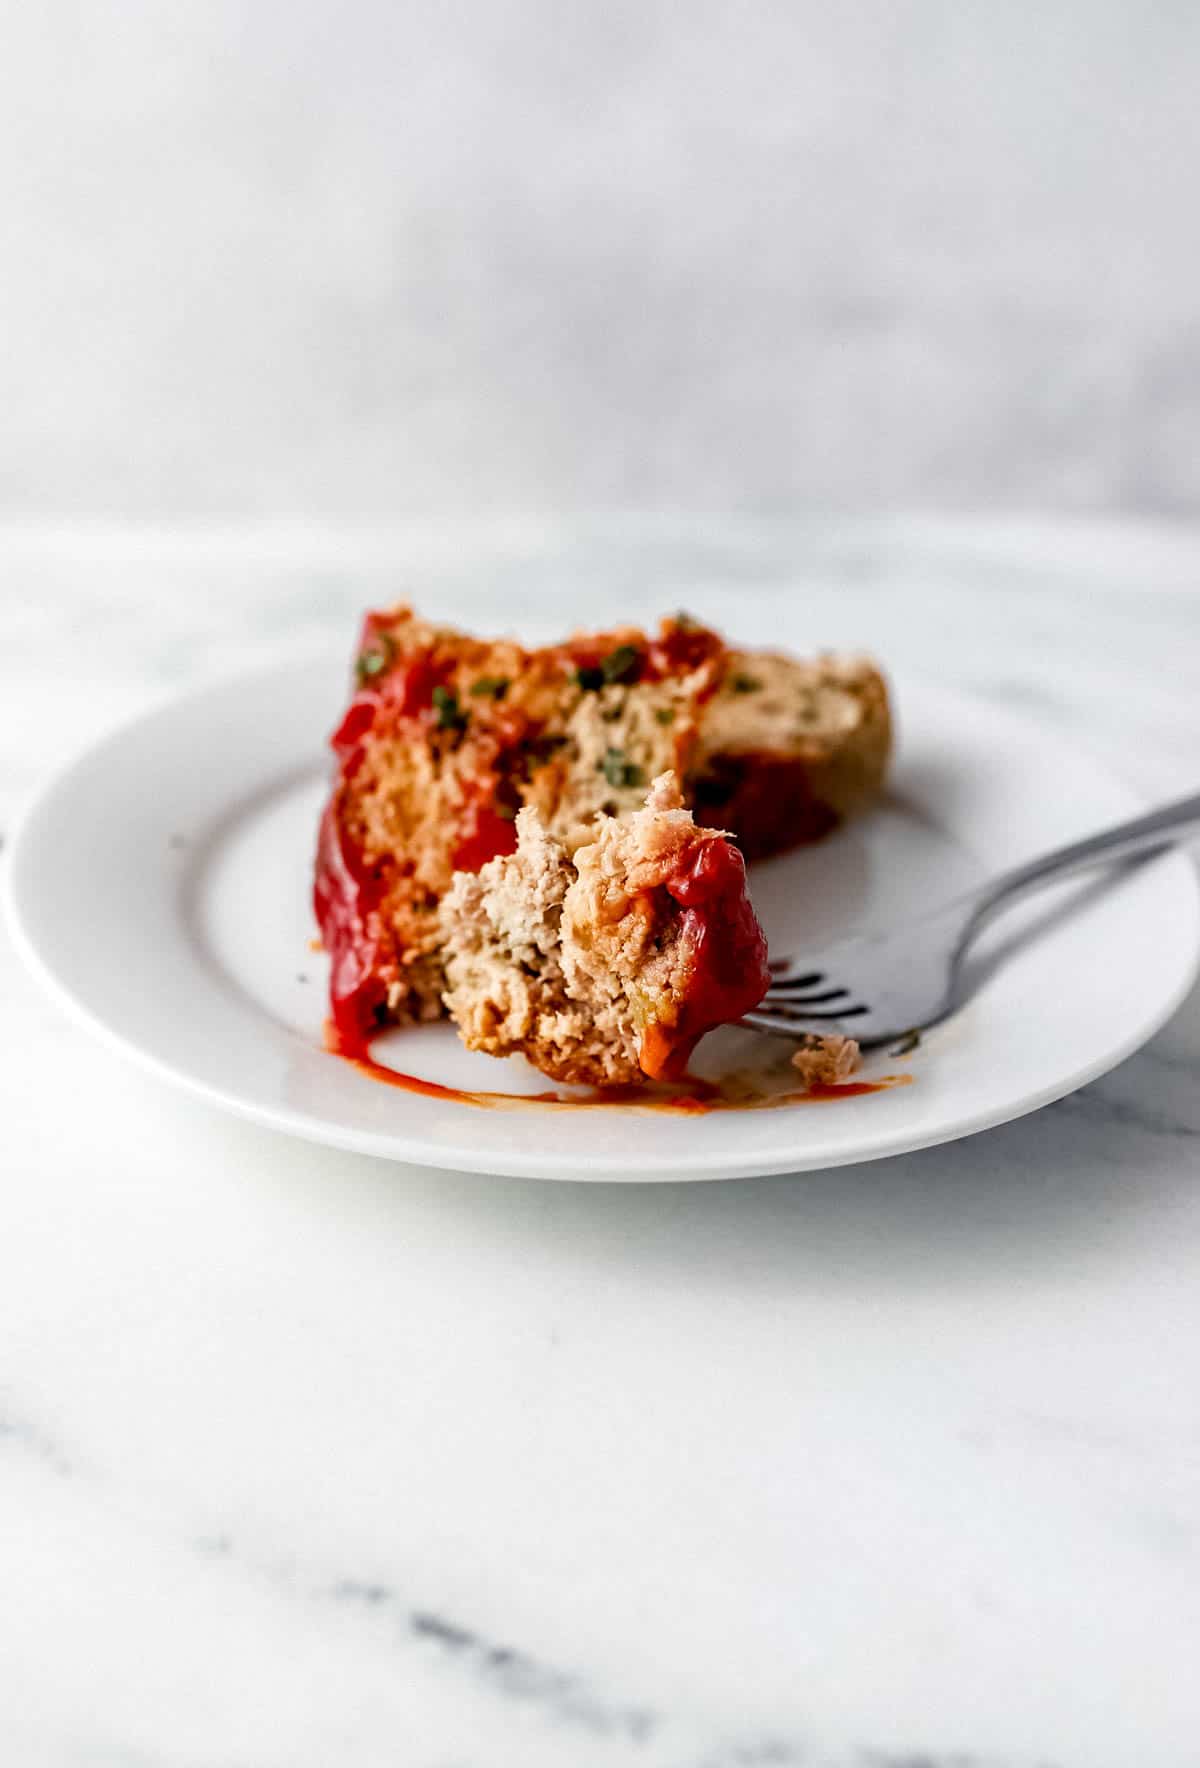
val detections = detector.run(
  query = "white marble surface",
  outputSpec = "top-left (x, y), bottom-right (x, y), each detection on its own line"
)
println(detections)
top-left (2, 515), bottom-right (1199, 1768)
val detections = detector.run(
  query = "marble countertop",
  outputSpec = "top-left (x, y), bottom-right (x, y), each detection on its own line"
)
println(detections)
top-left (2, 514), bottom-right (1198, 1768)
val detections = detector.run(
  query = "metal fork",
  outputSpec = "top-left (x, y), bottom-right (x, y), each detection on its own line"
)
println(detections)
top-left (744, 789), bottom-right (1200, 1048)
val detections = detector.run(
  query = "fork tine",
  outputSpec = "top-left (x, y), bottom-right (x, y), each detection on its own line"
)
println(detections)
top-left (766, 966), bottom-right (824, 986)
top-left (752, 1003), bottom-right (871, 1023)
top-left (765, 984), bottom-right (849, 1003)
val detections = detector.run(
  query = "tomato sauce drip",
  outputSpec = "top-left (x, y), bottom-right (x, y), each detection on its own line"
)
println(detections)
top-left (313, 800), bottom-right (391, 1050)
top-left (324, 1021), bottom-right (910, 1113)
top-left (638, 837), bottom-right (771, 1081)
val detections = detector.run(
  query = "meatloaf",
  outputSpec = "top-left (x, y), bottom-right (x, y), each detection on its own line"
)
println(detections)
top-left (315, 604), bottom-right (890, 1055)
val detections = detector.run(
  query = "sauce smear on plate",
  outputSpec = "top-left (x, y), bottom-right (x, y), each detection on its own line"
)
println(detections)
top-left (324, 1021), bottom-right (910, 1113)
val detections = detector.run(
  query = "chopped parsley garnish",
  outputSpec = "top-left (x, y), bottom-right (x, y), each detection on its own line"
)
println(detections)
top-left (573, 644), bottom-right (643, 691)
top-left (469, 675), bottom-right (509, 699)
top-left (730, 673), bottom-right (762, 694)
top-left (431, 684), bottom-right (467, 731)
top-left (354, 632), bottom-right (395, 686)
top-left (494, 799), bottom-right (517, 822)
top-left (601, 747), bottom-right (644, 789)
top-left (655, 706), bottom-right (676, 725)
top-left (600, 643), bottom-right (641, 685)
top-left (672, 611), bottom-right (699, 630)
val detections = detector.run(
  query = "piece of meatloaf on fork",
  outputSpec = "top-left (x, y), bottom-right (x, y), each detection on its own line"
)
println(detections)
top-left (439, 772), bottom-right (771, 1086)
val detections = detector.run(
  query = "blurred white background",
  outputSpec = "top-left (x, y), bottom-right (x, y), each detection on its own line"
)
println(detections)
top-left (4, 0), bottom-right (1200, 523)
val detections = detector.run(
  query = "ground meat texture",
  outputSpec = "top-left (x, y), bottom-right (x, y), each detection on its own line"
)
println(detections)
top-left (439, 773), bottom-right (770, 1086)
top-left (315, 605), bottom-right (890, 1043)
top-left (789, 1033), bottom-right (862, 1089)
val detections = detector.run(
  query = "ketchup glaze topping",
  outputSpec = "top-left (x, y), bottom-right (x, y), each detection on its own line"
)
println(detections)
top-left (637, 835), bottom-right (770, 1081)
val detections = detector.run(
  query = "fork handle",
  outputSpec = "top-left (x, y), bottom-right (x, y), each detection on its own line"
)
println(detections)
top-left (965, 787), bottom-right (1200, 939)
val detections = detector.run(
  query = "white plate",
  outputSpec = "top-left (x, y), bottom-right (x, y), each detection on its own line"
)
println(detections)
top-left (6, 659), bottom-right (1198, 1181)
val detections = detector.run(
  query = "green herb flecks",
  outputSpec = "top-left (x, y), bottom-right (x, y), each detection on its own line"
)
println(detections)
top-left (469, 675), bottom-right (510, 699)
top-left (355, 632), bottom-right (395, 686)
top-left (729, 673), bottom-right (762, 694)
top-left (601, 747), bottom-right (644, 790)
top-left (574, 643), bottom-right (643, 692)
top-left (600, 643), bottom-right (641, 685)
top-left (432, 684), bottom-right (467, 732)
top-left (655, 706), bottom-right (676, 725)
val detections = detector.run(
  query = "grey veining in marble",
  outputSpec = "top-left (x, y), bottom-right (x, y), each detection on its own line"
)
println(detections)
top-left (1, 516), bottom-right (1198, 1768)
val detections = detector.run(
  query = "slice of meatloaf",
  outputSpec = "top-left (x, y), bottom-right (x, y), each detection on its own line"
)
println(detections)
top-left (692, 649), bottom-right (892, 859)
top-left (439, 774), bottom-right (770, 1086)
top-left (315, 604), bottom-right (890, 1052)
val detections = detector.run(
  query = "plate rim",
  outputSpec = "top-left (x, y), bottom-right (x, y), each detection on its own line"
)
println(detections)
top-left (6, 656), bottom-right (1200, 1182)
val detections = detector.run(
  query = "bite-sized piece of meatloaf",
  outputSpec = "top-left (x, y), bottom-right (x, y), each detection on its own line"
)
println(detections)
top-left (789, 1033), bottom-right (861, 1090)
top-left (439, 774), bottom-right (770, 1086)
top-left (314, 604), bottom-right (890, 1051)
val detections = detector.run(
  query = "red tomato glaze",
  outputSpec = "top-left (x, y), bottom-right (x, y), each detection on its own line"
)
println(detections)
top-left (313, 797), bottom-right (390, 1055)
top-left (646, 620), bottom-right (726, 680)
top-left (562, 618), bottom-right (725, 688)
top-left (639, 836), bottom-right (771, 1080)
top-left (317, 619), bottom-right (526, 1050)
top-left (451, 800), bottom-right (520, 874)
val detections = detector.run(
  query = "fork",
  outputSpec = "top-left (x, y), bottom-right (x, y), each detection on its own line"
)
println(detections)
top-left (744, 789), bottom-right (1200, 1048)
